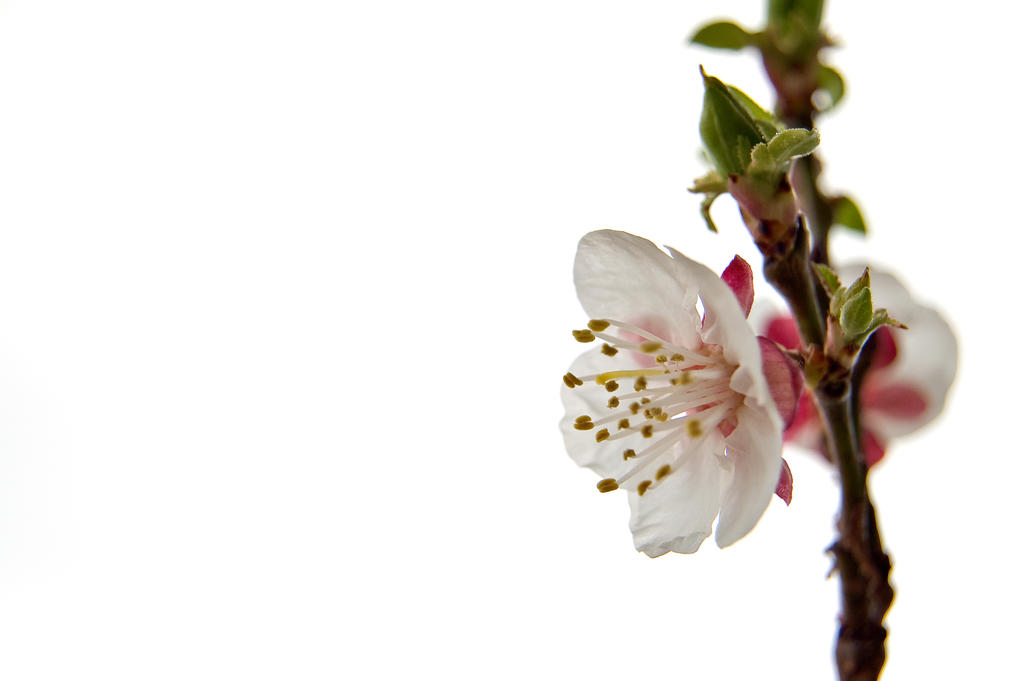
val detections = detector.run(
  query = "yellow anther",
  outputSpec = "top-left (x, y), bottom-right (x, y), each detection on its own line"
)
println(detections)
top-left (597, 478), bottom-right (619, 493)
top-left (574, 420), bottom-right (595, 431)
top-left (670, 353), bottom-right (685, 362)
top-left (607, 396), bottom-right (620, 408)
top-left (595, 428), bottom-right (610, 442)
top-left (640, 341), bottom-right (662, 353)
top-left (641, 425), bottom-right (654, 438)
top-left (629, 402), bottom-right (640, 414)
top-left (656, 464), bottom-right (671, 481)
top-left (687, 420), bottom-right (703, 437)
top-left (637, 480), bottom-right (653, 496)
top-left (572, 329), bottom-right (596, 343)
top-left (588, 319), bottom-right (611, 332)
top-left (671, 372), bottom-right (692, 386)
top-left (634, 377), bottom-right (647, 391)
top-left (655, 355), bottom-right (667, 363)
top-left (641, 398), bottom-right (651, 405)
top-left (563, 372), bottom-right (584, 388)
top-left (575, 415), bottom-right (592, 424)
top-left (623, 448), bottom-right (637, 460)
top-left (617, 418), bottom-right (630, 430)
top-left (604, 380), bottom-right (619, 393)
top-left (657, 412), bottom-right (669, 422)
top-left (600, 343), bottom-right (619, 357)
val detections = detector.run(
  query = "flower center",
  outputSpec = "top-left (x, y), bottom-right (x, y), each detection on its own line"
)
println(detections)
top-left (564, 319), bottom-right (742, 496)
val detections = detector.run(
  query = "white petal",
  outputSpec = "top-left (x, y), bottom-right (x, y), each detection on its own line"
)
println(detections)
top-left (840, 266), bottom-right (958, 440)
top-left (560, 348), bottom-right (657, 479)
top-left (664, 246), bottom-right (776, 419)
top-left (627, 437), bottom-right (726, 557)
top-left (715, 402), bottom-right (783, 547)
top-left (574, 231), bottom-right (702, 349)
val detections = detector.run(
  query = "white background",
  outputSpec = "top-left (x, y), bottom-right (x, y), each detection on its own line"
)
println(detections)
top-left (0, 1), bottom-right (1017, 678)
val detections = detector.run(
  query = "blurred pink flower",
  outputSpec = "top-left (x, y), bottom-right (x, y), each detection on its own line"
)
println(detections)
top-left (763, 268), bottom-right (957, 467)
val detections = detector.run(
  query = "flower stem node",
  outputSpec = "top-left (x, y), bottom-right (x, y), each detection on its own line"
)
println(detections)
top-left (697, 69), bottom-right (819, 250)
top-left (814, 265), bottom-right (907, 368)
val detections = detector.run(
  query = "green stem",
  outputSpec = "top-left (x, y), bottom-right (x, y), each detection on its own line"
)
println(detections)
top-left (815, 381), bottom-right (893, 681)
top-left (755, 15), bottom-right (895, 680)
top-left (761, 218), bottom-right (826, 348)
top-left (790, 153), bottom-right (834, 266)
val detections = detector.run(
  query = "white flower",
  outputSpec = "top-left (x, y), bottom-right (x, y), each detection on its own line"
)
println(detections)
top-left (560, 230), bottom-right (786, 557)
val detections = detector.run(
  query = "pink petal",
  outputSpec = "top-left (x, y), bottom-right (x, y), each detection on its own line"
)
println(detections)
top-left (720, 255), bottom-right (754, 318)
top-left (774, 458), bottom-right (793, 505)
top-left (757, 336), bottom-right (805, 428)
top-left (862, 428), bottom-right (886, 468)
top-left (786, 392), bottom-right (817, 436)
top-left (862, 382), bottom-right (928, 419)
top-left (869, 325), bottom-right (898, 370)
top-left (764, 314), bottom-right (801, 351)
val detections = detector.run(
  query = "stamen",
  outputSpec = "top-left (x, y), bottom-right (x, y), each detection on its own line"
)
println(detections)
top-left (687, 420), bottom-right (703, 437)
top-left (611, 401), bottom-right (735, 490)
top-left (587, 319), bottom-right (611, 332)
top-left (573, 414), bottom-right (595, 431)
top-left (588, 319), bottom-right (718, 362)
top-left (572, 329), bottom-right (596, 343)
top-left (600, 343), bottom-right (618, 357)
top-left (604, 381), bottom-right (619, 392)
top-left (607, 396), bottom-right (620, 408)
top-left (595, 428), bottom-right (610, 442)
top-left (656, 464), bottom-right (672, 481)
top-left (595, 368), bottom-right (666, 385)
top-left (563, 372), bottom-right (584, 388)
top-left (623, 448), bottom-right (637, 460)
top-left (596, 478), bottom-right (619, 493)
top-left (639, 341), bottom-right (662, 353)
top-left (637, 480), bottom-right (653, 496)
top-left (617, 418), bottom-right (630, 430)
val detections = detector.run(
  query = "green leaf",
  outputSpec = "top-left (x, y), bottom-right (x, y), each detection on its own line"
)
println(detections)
top-left (813, 263), bottom-right (841, 295)
top-left (699, 69), bottom-right (768, 176)
top-left (855, 310), bottom-right (908, 348)
top-left (845, 268), bottom-right (871, 300)
top-left (699, 194), bottom-right (721, 232)
top-left (832, 195), bottom-right (866, 233)
top-left (840, 288), bottom-right (873, 336)
top-left (766, 128), bottom-right (820, 164)
top-left (816, 66), bottom-right (845, 111)
top-left (689, 168), bottom-right (727, 194)
top-left (872, 309), bottom-right (907, 331)
top-left (726, 86), bottom-right (782, 139)
top-left (691, 21), bottom-right (754, 50)
top-left (769, 0), bottom-right (824, 29)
